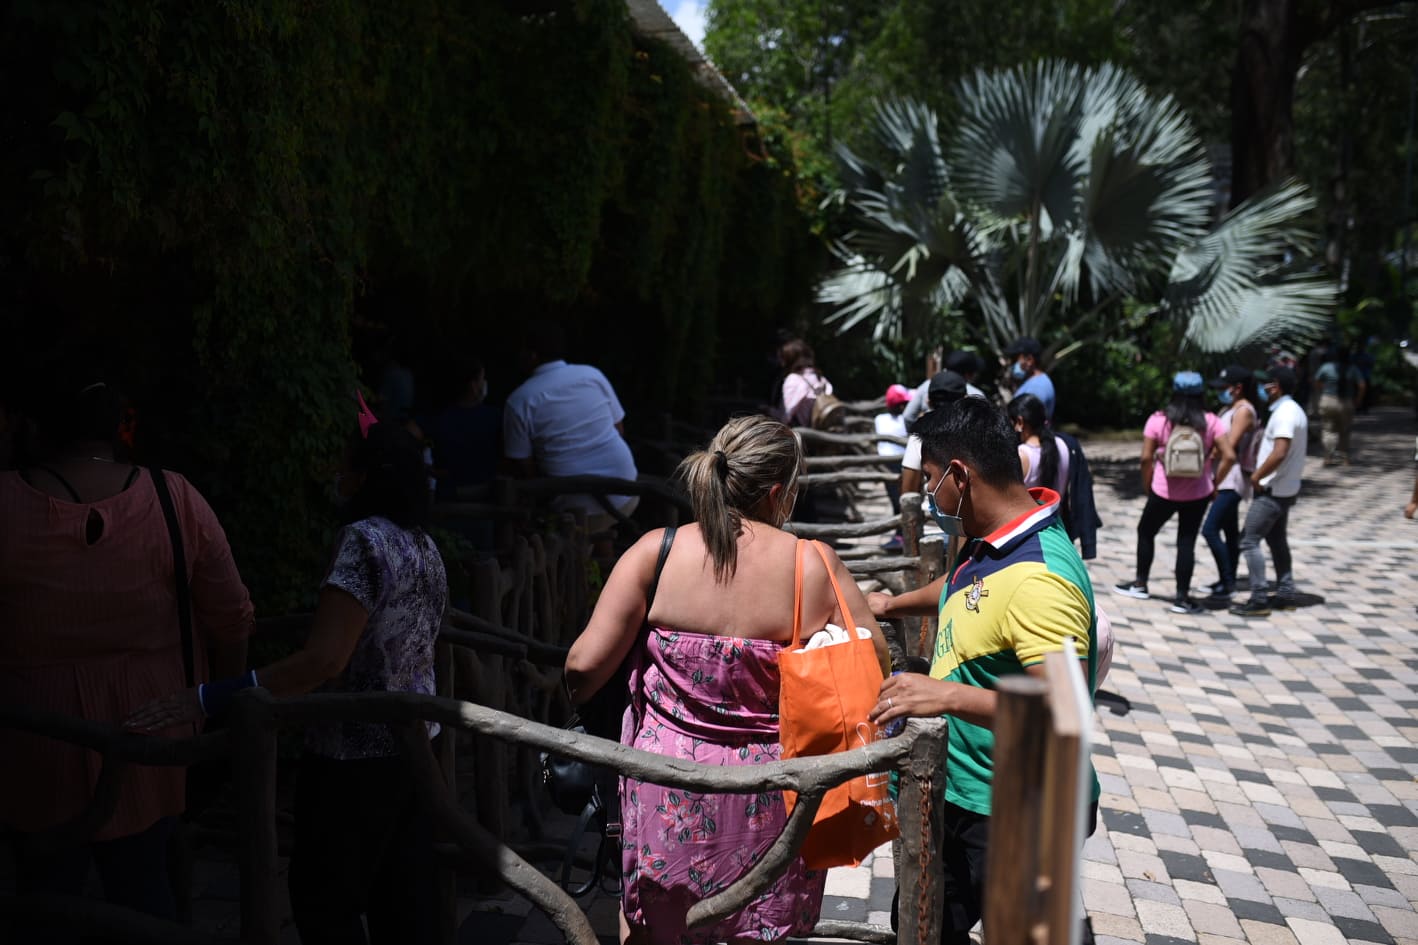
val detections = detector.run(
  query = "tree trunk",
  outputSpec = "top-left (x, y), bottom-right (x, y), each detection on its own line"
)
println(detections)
top-left (1230, 0), bottom-right (1303, 206)
top-left (1230, 0), bottom-right (1410, 207)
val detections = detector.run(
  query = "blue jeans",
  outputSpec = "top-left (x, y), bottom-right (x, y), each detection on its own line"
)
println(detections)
top-left (1201, 489), bottom-right (1242, 588)
top-left (1239, 493), bottom-right (1296, 601)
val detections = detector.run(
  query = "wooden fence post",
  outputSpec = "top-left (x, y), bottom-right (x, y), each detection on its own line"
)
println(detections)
top-left (898, 493), bottom-right (925, 663)
top-left (232, 691), bottom-right (279, 945)
top-left (434, 641), bottom-right (458, 945)
top-left (983, 676), bottom-right (1050, 945)
top-left (900, 492), bottom-right (923, 557)
top-left (896, 717), bottom-right (948, 945)
top-left (914, 535), bottom-right (946, 661)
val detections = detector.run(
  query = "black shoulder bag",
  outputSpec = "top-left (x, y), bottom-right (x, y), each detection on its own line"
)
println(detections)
top-left (542, 525), bottom-right (676, 895)
top-left (151, 468), bottom-right (227, 817)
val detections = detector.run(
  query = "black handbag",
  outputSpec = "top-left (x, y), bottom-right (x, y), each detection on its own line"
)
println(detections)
top-left (541, 525), bottom-right (676, 894)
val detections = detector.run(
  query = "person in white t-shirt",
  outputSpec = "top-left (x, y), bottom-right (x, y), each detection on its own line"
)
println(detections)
top-left (1230, 366), bottom-right (1308, 617)
top-left (503, 323), bottom-right (639, 537)
top-left (876, 385), bottom-right (911, 551)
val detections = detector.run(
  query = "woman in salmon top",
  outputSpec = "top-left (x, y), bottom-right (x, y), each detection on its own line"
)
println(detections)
top-left (565, 415), bottom-right (889, 945)
top-left (0, 372), bottom-right (253, 929)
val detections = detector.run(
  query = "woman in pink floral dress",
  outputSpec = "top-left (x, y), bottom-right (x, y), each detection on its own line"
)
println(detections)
top-left (566, 415), bottom-right (890, 944)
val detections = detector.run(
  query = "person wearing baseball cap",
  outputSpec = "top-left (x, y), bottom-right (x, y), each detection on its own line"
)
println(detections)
top-left (876, 384), bottom-right (914, 550)
top-left (903, 349), bottom-right (985, 428)
top-left (1005, 337), bottom-right (1055, 420)
top-left (944, 350), bottom-right (985, 399)
top-left (1199, 365), bottom-right (1260, 599)
top-left (1231, 365), bottom-right (1308, 617)
top-left (1114, 371), bottom-right (1235, 615)
top-left (900, 371), bottom-right (971, 499)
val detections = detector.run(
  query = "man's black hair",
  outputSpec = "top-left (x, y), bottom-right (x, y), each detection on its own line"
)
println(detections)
top-left (915, 397), bottom-right (1024, 488)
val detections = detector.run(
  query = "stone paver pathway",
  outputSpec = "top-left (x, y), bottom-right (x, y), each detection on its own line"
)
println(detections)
top-left (1071, 406), bottom-right (1418, 945)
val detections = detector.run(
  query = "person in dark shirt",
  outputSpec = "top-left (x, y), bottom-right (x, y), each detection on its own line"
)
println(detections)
top-left (420, 358), bottom-right (499, 501)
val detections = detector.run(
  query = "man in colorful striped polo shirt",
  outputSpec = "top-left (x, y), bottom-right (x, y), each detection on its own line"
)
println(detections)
top-left (868, 397), bottom-right (1100, 944)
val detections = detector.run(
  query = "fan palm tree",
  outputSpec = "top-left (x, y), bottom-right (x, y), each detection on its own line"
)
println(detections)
top-left (819, 61), bottom-right (1336, 360)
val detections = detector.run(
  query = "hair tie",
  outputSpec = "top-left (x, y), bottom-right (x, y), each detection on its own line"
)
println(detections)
top-left (712, 449), bottom-right (729, 479)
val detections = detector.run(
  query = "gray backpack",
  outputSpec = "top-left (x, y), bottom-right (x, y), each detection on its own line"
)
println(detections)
top-left (1163, 423), bottom-right (1205, 479)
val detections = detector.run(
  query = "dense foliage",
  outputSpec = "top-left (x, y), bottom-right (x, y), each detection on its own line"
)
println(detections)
top-left (707, 0), bottom-right (1418, 424)
top-left (0, 0), bottom-right (816, 610)
top-left (821, 72), bottom-right (1336, 361)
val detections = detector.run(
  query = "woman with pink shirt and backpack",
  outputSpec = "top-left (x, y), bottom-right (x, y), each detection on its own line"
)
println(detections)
top-left (1113, 372), bottom-right (1236, 615)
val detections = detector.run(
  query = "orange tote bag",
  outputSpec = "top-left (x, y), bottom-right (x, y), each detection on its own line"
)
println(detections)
top-left (778, 540), bottom-right (899, 869)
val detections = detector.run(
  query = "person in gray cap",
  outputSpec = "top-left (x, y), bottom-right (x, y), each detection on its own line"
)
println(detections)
top-left (1005, 337), bottom-right (1055, 420)
top-left (1231, 365), bottom-right (1308, 617)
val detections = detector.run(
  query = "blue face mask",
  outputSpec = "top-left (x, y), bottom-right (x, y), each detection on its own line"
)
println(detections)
top-left (924, 467), bottom-right (967, 538)
top-left (1011, 361), bottom-right (1027, 381)
top-left (1257, 384), bottom-right (1270, 404)
top-left (1218, 388), bottom-right (1234, 406)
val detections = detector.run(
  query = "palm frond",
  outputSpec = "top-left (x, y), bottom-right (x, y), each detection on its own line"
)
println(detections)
top-left (817, 261), bottom-right (906, 340)
top-left (1164, 180), bottom-right (1337, 352)
top-left (952, 61), bottom-right (1088, 227)
top-left (819, 71), bottom-right (1332, 362)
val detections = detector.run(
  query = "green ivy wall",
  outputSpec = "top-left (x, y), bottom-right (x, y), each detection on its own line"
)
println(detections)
top-left (0, 0), bottom-right (817, 611)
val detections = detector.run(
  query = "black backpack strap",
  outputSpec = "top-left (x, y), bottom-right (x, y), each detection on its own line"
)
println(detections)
top-left (150, 467), bottom-right (195, 687)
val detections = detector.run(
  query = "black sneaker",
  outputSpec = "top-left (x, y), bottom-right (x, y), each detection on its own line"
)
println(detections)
top-left (1206, 581), bottom-right (1233, 598)
top-left (1170, 597), bottom-right (1206, 615)
top-left (1113, 581), bottom-right (1149, 599)
top-left (1230, 598), bottom-right (1271, 617)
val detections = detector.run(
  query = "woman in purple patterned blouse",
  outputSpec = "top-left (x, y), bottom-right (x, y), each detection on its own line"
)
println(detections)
top-left (131, 418), bottom-right (447, 944)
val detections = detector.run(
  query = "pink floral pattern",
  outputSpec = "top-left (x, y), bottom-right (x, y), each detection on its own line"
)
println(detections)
top-left (620, 627), bottom-right (825, 943)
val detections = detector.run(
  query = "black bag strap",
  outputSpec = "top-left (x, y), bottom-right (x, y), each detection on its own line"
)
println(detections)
top-left (150, 467), bottom-right (195, 688)
top-left (645, 525), bottom-right (676, 613)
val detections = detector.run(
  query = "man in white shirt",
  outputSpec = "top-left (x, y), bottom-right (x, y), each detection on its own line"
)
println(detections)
top-left (503, 324), bottom-right (639, 535)
top-left (1230, 366), bottom-right (1307, 617)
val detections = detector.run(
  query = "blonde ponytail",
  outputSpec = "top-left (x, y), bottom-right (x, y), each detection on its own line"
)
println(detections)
top-left (677, 415), bottom-right (802, 583)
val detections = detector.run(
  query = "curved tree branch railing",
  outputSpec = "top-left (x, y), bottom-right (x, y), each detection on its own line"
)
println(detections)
top-left (0, 692), bottom-right (944, 945)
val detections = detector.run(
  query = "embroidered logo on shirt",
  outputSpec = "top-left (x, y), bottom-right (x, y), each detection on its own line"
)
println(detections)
top-left (936, 617), bottom-right (955, 661)
top-left (965, 575), bottom-right (990, 612)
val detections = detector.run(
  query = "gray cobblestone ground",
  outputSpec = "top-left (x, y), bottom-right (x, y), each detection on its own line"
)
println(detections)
top-left (169, 407), bottom-right (1418, 944)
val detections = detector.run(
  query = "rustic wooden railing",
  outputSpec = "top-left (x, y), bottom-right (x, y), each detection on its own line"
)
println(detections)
top-left (0, 695), bottom-right (953, 945)
top-left (1, 646), bottom-right (1094, 945)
